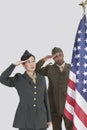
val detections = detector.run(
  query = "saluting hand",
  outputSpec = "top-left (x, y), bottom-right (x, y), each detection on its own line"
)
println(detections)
top-left (52, 54), bottom-right (57, 59)
top-left (43, 54), bottom-right (57, 62)
top-left (42, 55), bottom-right (53, 62)
top-left (14, 60), bottom-right (27, 66)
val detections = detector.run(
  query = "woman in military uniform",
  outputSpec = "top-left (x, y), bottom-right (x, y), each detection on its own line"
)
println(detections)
top-left (0, 50), bottom-right (52, 130)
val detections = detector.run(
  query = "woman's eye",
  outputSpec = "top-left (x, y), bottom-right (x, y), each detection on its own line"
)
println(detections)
top-left (27, 61), bottom-right (30, 63)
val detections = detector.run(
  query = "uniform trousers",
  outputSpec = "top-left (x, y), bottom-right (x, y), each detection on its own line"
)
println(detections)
top-left (19, 128), bottom-right (46, 130)
top-left (51, 112), bottom-right (72, 130)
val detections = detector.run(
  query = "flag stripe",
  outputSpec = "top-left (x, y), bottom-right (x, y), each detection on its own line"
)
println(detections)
top-left (73, 113), bottom-right (87, 130)
top-left (68, 78), bottom-right (76, 90)
top-left (72, 124), bottom-right (77, 130)
top-left (64, 108), bottom-right (73, 121)
top-left (65, 89), bottom-right (87, 127)
top-left (75, 90), bottom-right (87, 114)
top-left (69, 71), bottom-right (76, 83)
top-left (74, 101), bottom-right (87, 127)
top-left (66, 94), bottom-right (75, 106)
top-left (67, 86), bottom-right (75, 100)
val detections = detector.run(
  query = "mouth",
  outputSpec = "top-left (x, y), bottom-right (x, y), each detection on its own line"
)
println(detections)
top-left (31, 66), bottom-right (35, 69)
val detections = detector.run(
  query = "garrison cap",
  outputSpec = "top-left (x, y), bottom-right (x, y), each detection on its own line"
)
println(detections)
top-left (21, 50), bottom-right (35, 61)
top-left (52, 47), bottom-right (63, 55)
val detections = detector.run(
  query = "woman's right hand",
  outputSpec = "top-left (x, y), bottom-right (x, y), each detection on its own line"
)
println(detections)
top-left (14, 60), bottom-right (27, 66)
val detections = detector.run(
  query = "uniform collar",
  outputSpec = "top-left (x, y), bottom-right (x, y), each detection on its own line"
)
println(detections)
top-left (56, 62), bottom-right (65, 72)
top-left (23, 72), bottom-right (41, 85)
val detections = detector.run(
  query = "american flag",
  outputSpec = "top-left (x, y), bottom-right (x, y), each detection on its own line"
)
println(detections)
top-left (64, 14), bottom-right (87, 130)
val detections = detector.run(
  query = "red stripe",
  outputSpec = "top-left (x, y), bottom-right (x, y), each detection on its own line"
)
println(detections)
top-left (66, 94), bottom-right (75, 107)
top-left (68, 79), bottom-right (76, 90)
top-left (74, 101), bottom-right (87, 127)
top-left (72, 124), bottom-right (77, 130)
top-left (64, 108), bottom-right (73, 121)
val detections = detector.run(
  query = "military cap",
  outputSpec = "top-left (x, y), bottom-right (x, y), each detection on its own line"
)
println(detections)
top-left (51, 47), bottom-right (63, 55)
top-left (21, 50), bottom-right (35, 61)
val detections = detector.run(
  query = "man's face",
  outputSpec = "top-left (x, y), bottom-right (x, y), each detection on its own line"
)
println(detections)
top-left (53, 52), bottom-right (64, 65)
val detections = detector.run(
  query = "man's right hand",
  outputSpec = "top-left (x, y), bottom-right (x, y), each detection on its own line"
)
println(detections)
top-left (42, 55), bottom-right (53, 62)
top-left (43, 54), bottom-right (57, 62)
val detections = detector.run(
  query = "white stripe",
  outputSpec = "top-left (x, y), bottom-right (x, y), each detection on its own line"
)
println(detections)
top-left (75, 90), bottom-right (87, 114)
top-left (65, 100), bottom-right (74, 115)
top-left (69, 71), bottom-right (76, 83)
top-left (73, 112), bottom-right (87, 130)
top-left (67, 86), bottom-right (75, 100)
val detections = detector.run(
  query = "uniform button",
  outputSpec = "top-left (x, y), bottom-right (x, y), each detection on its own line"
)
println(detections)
top-left (34, 86), bottom-right (37, 89)
top-left (33, 104), bottom-right (36, 107)
top-left (34, 92), bottom-right (37, 94)
top-left (34, 98), bottom-right (36, 101)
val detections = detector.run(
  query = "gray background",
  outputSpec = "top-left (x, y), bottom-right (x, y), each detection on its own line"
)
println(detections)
top-left (0, 0), bottom-right (85, 130)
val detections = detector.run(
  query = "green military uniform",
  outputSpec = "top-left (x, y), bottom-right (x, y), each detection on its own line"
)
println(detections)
top-left (36, 60), bottom-right (72, 130)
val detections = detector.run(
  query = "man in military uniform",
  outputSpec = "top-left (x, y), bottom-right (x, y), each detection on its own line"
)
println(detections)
top-left (36, 47), bottom-right (72, 130)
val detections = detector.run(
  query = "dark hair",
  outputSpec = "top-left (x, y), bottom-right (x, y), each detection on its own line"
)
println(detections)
top-left (52, 47), bottom-right (63, 55)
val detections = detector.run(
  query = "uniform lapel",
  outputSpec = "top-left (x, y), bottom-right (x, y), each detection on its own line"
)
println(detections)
top-left (23, 72), bottom-right (34, 86)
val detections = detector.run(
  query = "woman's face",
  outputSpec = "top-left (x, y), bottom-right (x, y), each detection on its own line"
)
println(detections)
top-left (23, 56), bottom-right (36, 72)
